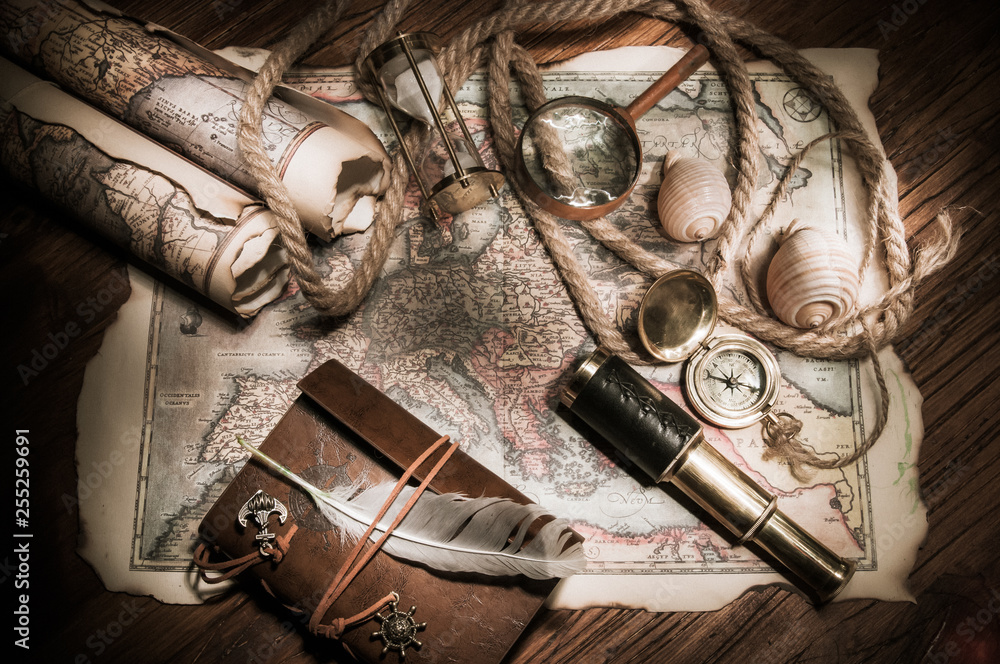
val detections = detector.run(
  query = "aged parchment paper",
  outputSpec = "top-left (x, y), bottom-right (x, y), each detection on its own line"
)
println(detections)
top-left (0, 58), bottom-right (288, 316)
top-left (75, 46), bottom-right (927, 609)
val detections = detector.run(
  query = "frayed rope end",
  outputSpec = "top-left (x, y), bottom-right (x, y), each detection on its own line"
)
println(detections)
top-left (912, 210), bottom-right (962, 283)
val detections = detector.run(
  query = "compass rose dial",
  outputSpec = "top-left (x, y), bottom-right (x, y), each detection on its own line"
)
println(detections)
top-left (702, 349), bottom-right (768, 411)
top-left (686, 335), bottom-right (781, 429)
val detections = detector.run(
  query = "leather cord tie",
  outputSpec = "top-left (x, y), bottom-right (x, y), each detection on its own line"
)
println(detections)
top-left (192, 435), bottom-right (455, 640)
top-left (193, 524), bottom-right (298, 584)
top-left (310, 435), bottom-right (456, 639)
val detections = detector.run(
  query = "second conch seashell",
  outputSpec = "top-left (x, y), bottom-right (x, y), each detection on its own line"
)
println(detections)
top-left (656, 151), bottom-right (732, 242)
top-left (766, 221), bottom-right (860, 329)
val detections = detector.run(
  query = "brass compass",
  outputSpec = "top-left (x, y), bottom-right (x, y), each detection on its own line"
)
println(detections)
top-left (638, 270), bottom-right (781, 429)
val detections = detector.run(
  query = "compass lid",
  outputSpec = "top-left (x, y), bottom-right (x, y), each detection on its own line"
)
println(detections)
top-left (638, 270), bottom-right (718, 363)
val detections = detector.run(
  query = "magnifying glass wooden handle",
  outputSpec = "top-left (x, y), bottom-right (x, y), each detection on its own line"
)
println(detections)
top-left (625, 44), bottom-right (710, 120)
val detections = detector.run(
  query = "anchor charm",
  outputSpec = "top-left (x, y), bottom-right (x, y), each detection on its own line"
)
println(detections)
top-left (237, 489), bottom-right (288, 556)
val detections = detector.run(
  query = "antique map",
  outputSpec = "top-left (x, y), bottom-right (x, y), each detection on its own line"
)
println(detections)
top-left (77, 47), bottom-right (926, 608)
top-left (0, 59), bottom-right (288, 316)
top-left (0, 0), bottom-right (312, 207)
top-left (0, 0), bottom-right (390, 240)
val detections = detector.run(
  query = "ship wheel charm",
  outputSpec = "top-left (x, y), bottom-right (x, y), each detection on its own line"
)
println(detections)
top-left (371, 594), bottom-right (426, 658)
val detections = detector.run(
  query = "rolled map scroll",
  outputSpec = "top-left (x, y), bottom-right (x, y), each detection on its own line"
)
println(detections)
top-left (0, 57), bottom-right (289, 317)
top-left (0, 0), bottom-right (391, 241)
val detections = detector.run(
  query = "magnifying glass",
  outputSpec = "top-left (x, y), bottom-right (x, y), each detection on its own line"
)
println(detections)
top-left (514, 44), bottom-right (710, 221)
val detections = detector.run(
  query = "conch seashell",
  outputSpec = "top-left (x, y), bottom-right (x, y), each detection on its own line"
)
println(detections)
top-left (656, 151), bottom-right (732, 242)
top-left (766, 221), bottom-right (860, 329)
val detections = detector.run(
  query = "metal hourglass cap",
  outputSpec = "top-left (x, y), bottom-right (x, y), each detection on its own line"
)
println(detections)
top-left (365, 33), bottom-right (442, 121)
top-left (364, 33), bottom-right (505, 217)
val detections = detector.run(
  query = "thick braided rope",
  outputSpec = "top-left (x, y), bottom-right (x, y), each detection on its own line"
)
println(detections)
top-left (239, 0), bottom-right (421, 316)
top-left (486, 31), bottom-right (522, 170)
top-left (245, 0), bottom-right (953, 346)
top-left (671, 3), bottom-right (957, 357)
top-left (437, 0), bottom-right (948, 475)
top-left (486, 29), bottom-right (645, 363)
top-left (442, 0), bottom-right (686, 365)
top-left (241, 0), bottom-right (958, 473)
top-left (424, 0), bottom-right (944, 356)
top-left (236, 0), bottom-right (346, 307)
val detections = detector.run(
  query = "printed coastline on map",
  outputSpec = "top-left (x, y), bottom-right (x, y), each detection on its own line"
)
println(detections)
top-left (76, 46), bottom-right (927, 609)
top-left (0, 57), bottom-right (289, 316)
top-left (0, 0), bottom-right (390, 240)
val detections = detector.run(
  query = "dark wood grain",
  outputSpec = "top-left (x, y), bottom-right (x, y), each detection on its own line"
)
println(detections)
top-left (3, 1), bottom-right (998, 663)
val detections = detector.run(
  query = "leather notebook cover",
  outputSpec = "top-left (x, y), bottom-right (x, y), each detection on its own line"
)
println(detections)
top-left (198, 359), bottom-right (564, 663)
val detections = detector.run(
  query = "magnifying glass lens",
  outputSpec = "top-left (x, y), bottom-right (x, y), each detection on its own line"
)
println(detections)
top-left (519, 103), bottom-right (639, 211)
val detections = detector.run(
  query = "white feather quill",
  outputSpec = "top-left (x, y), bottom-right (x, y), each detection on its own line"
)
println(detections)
top-left (239, 437), bottom-right (586, 580)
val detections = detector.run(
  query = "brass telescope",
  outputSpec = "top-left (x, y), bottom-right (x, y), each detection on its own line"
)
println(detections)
top-left (562, 347), bottom-right (856, 604)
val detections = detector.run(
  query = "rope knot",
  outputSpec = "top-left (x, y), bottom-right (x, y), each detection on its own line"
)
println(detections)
top-left (761, 412), bottom-right (813, 482)
top-left (314, 618), bottom-right (347, 639)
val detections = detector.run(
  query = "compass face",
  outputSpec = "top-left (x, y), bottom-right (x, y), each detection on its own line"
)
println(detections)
top-left (701, 349), bottom-right (768, 412)
top-left (685, 335), bottom-right (780, 429)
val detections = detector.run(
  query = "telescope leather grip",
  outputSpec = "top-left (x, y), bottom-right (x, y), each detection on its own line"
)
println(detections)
top-left (562, 348), bottom-right (701, 481)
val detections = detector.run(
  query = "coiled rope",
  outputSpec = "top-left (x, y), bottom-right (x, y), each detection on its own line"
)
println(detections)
top-left (238, 0), bottom-right (959, 478)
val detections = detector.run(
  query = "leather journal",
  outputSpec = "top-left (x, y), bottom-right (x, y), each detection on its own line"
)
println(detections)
top-left (196, 359), bottom-right (575, 663)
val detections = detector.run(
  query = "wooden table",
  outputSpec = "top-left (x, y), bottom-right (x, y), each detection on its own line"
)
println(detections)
top-left (3, 1), bottom-right (998, 662)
